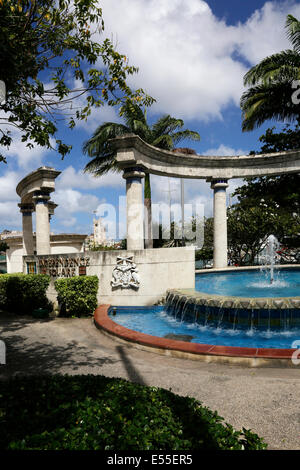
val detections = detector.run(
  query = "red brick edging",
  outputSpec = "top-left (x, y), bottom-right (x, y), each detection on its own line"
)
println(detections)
top-left (94, 305), bottom-right (297, 361)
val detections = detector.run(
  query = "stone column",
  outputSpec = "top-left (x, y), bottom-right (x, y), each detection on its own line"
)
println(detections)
top-left (211, 179), bottom-right (229, 269)
top-left (123, 167), bottom-right (145, 251)
top-left (33, 190), bottom-right (51, 255)
top-left (18, 203), bottom-right (35, 255)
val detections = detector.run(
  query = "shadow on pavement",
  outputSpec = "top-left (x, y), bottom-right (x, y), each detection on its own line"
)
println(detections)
top-left (116, 345), bottom-right (148, 386)
top-left (0, 316), bottom-right (119, 379)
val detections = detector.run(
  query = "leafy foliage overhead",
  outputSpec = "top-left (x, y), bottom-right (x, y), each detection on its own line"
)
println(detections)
top-left (229, 125), bottom-right (300, 265)
top-left (0, 0), bottom-right (154, 162)
top-left (241, 15), bottom-right (300, 131)
top-left (82, 101), bottom-right (200, 177)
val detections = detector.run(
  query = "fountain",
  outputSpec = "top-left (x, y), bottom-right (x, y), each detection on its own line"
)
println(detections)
top-left (105, 235), bottom-right (299, 353)
top-left (260, 234), bottom-right (281, 284)
top-left (101, 236), bottom-right (300, 355)
top-left (94, 134), bottom-right (300, 360)
top-left (164, 237), bottom-right (300, 333)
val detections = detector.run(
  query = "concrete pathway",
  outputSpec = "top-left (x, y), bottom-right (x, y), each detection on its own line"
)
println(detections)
top-left (0, 314), bottom-right (299, 450)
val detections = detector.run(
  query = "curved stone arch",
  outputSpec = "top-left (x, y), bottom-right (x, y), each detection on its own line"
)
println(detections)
top-left (111, 133), bottom-right (300, 179)
top-left (16, 167), bottom-right (61, 255)
top-left (111, 134), bottom-right (300, 268)
top-left (16, 166), bottom-right (61, 204)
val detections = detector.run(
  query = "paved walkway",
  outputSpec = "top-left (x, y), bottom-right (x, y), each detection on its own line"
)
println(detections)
top-left (0, 314), bottom-right (299, 450)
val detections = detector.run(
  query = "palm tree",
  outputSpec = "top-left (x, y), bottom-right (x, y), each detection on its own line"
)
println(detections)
top-left (241, 15), bottom-right (300, 131)
top-left (83, 101), bottom-right (200, 248)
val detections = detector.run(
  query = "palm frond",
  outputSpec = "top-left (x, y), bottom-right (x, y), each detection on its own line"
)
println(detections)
top-left (151, 115), bottom-right (184, 138)
top-left (243, 50), bottom-right (300, 86)
top-left (152, 134), bottom-right (174, 150)
top-left (242, 15), bottom-right (300, 131)
top-left (84, 155), bottom-right (121, 176)
top-left (241, 82), bottom-right (300, 131)
top-left (286, 14), bottom-right (300, 53)
top-left (171, 130), bottom-right (200, 144)
top-left (120, 101), bottom-right (147, 128)
top-left (82, 122), bottom-right (129, 157)
top-left (132, 119), bottom-right (151, 140)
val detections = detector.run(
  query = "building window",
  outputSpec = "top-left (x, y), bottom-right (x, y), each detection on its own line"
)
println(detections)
top-left (27, 262), bottom-right (37, 274)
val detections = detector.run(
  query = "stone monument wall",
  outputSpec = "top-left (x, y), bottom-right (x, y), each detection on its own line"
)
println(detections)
top-left (24, 247), bottom-right (195, 307)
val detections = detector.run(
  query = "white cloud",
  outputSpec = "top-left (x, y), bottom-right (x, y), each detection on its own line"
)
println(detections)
top-left (56, 166), bottom-right (123, 190)
top-left (4, 135), bottom-right (54, 170)
top-left (203, 144), bottom-right (248, 156)
top-left (54, 188), bottom-right (103, 228)
top-left (77, 104), bottom-right (121, 133)
top-left (0, 201), bottom-right (21, 229)
top-left (237, 1), bottom-right (300, 64)
top-left (98, 0), bottom-right (300, 121)
top-left (55, 189), bottom-right (100, 213)
top-left (150, 141), bottom-right (248, 218)
top-left (0, 171), bottom-right (20, 201)
top-left (0, 109), bottom-right (55, 169)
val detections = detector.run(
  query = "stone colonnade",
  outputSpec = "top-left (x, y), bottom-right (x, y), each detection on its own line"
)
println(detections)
top-left (210, 179), bottom-right (229, 268)
top-left (122, 164), bottom-right (229, 268)
top-left (19, 190), bottom-right (56, 256)
top-left (111, 134), bottom-right (300, 270)
top-left (16, 167), bottom-right (61, 257)
top-left (123, 167), bottom-right (145, 251)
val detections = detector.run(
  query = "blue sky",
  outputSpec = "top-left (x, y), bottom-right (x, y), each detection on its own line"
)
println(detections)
top-left (1, 0), bottom-right (300, 239)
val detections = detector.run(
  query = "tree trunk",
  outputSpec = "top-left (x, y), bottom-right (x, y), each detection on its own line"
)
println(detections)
top-left (144, 173), bottom-right (153, 248)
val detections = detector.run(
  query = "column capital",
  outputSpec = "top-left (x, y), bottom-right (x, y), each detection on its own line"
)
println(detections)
top-left (210, 179), bottom-right (229, 190)
top-left (122, 166), bottom-right (146, 182)
top-left (48, 201), bottom-right (58, 220)
top-left (18, 203), bottom-right (35, 215)
top-left (32, 190), bottom-right (51, 205)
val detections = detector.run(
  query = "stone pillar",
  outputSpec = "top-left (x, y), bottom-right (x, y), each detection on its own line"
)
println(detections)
top-left (33, 190), bottom-right (51, 255)
top-left (123, 167), bottom-right (145, 251)
top-left (211, 179), bottom-right (229, 269)
top-left (18, 203), bottom-right (35, 255)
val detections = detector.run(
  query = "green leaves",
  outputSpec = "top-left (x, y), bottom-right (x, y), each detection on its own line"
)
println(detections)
top-left (0, 273), bottom-right (51, 314)
top-left (83, 102), bottom-right (200, 177)
top-left (0, 375), bottom-right (267, 450)
top-left (54, 275), bottom-right (98, 317)
top-left (0, 0), bottom-right (155, 161)
top-left (228, 124), bottom-right (300, 265)
top-left (286, 14), bottom-right (300, 53)
top-left (241, 15), bottom-right (300, 131)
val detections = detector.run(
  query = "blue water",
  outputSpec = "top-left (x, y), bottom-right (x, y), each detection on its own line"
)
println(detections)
top-left (110, 306), bottom-right (300, 349)
top-left (195, 268), bottom-right (300, 297)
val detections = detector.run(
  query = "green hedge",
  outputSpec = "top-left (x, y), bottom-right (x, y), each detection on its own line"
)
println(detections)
top-left (0, 273), bottom-right (51, 314)
top-left (0, 374), bottom-right (267, 450)
top-left (54, 276), bottom-right (98, 317)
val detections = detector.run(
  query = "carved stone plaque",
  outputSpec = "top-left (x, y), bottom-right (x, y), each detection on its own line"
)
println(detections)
top-left (111, 256), bottom-right (140, 289)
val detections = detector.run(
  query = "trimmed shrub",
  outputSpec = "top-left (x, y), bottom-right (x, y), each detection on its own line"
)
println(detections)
top-left (54, 276), bottom-right (99, 317)
top-left (0, 273), bottom-right (51, 314)
top-left (0, 374), bottom-right (267, 450)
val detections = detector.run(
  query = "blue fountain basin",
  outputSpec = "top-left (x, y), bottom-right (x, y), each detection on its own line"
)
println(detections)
top-left (109, 306), bottom-right (300, 350)
top-left (195, 267), bottom-right (300, 297)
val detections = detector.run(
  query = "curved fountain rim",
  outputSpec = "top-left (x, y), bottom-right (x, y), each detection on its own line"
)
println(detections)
top-left (168, 289), bottom-right (300, 306)
top-left (94, 305), bottom-right (297, 367)
top-left (192, 264), bottom-right (300, 307)
top-left (195, 264), bottom-right (300, 275)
